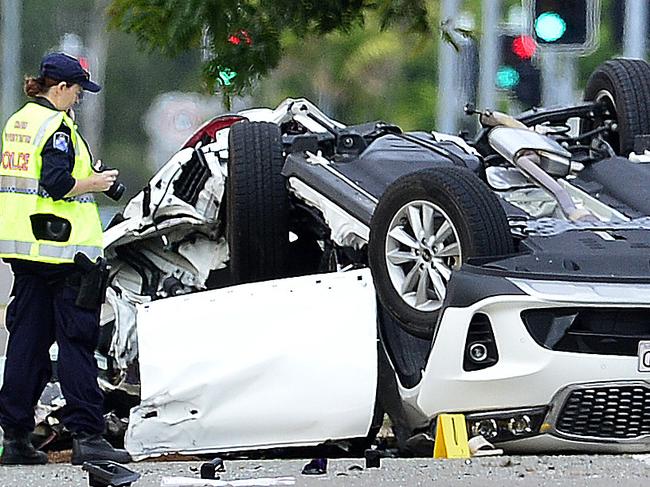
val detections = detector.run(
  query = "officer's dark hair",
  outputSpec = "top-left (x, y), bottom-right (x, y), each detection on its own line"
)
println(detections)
top-left (24, 76), bottom-right (73, 97)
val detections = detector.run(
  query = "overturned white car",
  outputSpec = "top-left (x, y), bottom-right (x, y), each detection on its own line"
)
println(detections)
top-left (94, 58), bottom-right (650, 458)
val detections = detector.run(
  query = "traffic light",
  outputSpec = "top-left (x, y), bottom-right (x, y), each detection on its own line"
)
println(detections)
top-left (496, 34), bottom-right (541, 108)
top-left (214, 30), bottom-right (253, 89)
top-left (530, 0), bottom-right (594, 48)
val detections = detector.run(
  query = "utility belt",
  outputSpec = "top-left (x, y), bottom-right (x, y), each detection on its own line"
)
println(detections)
top-left (31, 211), bottom-right (107, 309)
top-left (69, 253), bottom-right (110, 310)
top-left (7, 256), bottom-right (109, 310)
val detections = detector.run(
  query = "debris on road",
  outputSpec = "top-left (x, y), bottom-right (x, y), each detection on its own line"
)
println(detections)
top-left (468, 435), bottom-right (504, 457)
top-left (364, 449), bottom-right (381, 468)
top-left (200, 457), bottom-right (225, 479)
top-left (301, 458), bottom-right (327, 475)
top-left (82, 460), bottom-right (141, 487)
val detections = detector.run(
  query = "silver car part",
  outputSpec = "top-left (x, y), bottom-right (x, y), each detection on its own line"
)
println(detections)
top-left (558, 179), bottom-right (630, 222)
top-left (488, 127), bottom-right (571, 161)
top-left (508, 279), bottom-right (650, 305)
top-left (486, 127), bottom-right (593, 221)
top-left (479, 110), bottom-right (528, 129)
top-left (516, 154), bottom-right (596, 222)
top-left (385, 200), bottom-right (461, 312)
top-left (485, 166), bottom-right (535, 191)
top-left (488, 127), bottom-right (572, 177)
top-left (287, 177), bottom-right (370, 249)
top-left (503, 187), bottom-right (558, 218)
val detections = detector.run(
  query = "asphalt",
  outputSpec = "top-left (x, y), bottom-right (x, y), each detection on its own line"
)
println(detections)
top-left (2, 456), bottom-right (650, 486)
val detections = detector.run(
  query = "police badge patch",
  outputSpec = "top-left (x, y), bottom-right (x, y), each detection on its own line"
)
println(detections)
top-left (53, 132), bottom-right (69, 152)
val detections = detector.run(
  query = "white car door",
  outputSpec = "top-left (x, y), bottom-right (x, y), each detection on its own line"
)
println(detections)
top-left (125, 269), bottom-right (378, 459)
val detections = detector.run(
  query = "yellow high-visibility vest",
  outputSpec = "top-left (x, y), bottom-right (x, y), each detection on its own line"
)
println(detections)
top-left (0, 102), bottom-right (103, 264)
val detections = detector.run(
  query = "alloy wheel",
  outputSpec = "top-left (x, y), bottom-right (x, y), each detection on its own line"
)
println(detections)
top-left (384, 200), bottom-right (462, 312)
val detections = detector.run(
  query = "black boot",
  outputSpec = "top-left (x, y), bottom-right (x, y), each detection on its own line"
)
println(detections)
top-left (71, 432), bottom-right (132, 465)
top-left (1, 429), bottom-right (48, 465)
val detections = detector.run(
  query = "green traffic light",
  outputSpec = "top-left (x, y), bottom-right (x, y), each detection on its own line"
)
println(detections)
top-left (496, 66), bottom-right (520, 90)
top-left (535, 12), bottom-right (567, 42)
top-left (217, 68), bottom-right (237, 86)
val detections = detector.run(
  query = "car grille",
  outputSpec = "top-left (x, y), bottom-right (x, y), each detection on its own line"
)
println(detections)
top-left (173, 151), bottom-right (211, 206)
top-left (556, 385), bottom-right (650, 439)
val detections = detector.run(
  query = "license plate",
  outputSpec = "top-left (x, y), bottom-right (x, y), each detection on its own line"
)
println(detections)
top-left (638, 341), bottom-right (650, 372)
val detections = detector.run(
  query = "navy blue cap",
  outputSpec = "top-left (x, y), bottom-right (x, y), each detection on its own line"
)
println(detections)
top-left (39, 52), bottom-right (101, 93)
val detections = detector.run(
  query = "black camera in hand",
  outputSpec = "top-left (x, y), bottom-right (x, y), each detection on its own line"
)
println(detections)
top-left (97, 162), bottom-right (125, 201)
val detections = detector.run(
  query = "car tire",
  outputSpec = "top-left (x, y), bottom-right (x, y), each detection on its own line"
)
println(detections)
top-left (227, 121), bottom-right (289, 284)
top-left (583, 58), bottom-right (650, 156)
top-left (368, 167), bottom-right (513, 338)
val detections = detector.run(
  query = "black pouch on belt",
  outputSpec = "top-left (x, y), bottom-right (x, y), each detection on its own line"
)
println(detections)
top-left (30, 214), bottom-right (72, 242)
top-left (73, 253), bottom-right (110, 310)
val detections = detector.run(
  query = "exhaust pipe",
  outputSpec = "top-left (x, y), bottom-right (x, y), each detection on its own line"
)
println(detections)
top-left (515, 152), bottom-right (597, 223)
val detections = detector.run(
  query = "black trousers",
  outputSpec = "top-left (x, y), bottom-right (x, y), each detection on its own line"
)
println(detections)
top-left (0, 262), bottom-right (104, 435)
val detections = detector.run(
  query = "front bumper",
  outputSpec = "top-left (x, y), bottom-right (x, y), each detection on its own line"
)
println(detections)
top-left (460, 380), bottom-right (650, 453)
top-left (409, 272), bottom-right (650, 452)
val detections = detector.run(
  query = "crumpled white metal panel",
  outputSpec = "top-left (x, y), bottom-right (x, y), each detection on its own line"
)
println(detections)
top-left (104, 286), bottom-right (149, 374)
top-left (125, 269), bottom-right (378, 459)
top-left (288, 178), bottom-right (370, 249)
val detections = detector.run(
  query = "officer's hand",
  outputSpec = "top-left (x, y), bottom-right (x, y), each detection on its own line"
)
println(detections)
top-left (90, 169), bottom-right (119, 192)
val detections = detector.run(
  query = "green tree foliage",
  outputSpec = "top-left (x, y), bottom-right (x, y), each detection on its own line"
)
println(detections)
top-left (108, 0), bottom-right (432, 96)
top-left (255, 20), bottom-right (438, 129)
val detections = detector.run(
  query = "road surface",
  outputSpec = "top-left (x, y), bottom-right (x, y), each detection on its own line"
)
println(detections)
top-left (2, 456), bottom-right (650, 486)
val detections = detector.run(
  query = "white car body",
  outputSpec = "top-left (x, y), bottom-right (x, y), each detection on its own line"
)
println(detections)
top-left (96, 97), bottom-right (650, 458)
top-left (408, 280), bottom-right (650, 453)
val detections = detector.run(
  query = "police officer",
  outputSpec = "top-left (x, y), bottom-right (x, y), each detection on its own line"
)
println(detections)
top-left (0, 53), bottom-right (130, 465)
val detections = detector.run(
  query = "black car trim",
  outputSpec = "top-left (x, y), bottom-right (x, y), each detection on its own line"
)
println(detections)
top-left (283, 153), bottom-right (376, 225)
top-left (463, 260), bottom-right (650, 284)
top-left (444, 268), bottom-right (527, 308)
top-left (397, 132), bottom-right (469, 167)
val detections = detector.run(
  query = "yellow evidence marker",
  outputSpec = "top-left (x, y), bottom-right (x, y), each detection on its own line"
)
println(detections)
top-left (433, 414), bottom-right (471, 459)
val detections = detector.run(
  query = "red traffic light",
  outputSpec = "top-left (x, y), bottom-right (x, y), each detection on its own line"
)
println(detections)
top-left (512, 35), bottom-right (537, 60)
top-left (228, 30), bottom-right (252, 46)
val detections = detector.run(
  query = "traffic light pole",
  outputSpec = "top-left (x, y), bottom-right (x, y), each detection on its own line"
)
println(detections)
top-left (623, 0), bottom-right (648, 59)
top-left (437, 0), bottom-right (460, 133)
top-left (80, 0), bottom-right (110, 158)
top-left (478, 0), bottom-right (501, 110)
top-left (541, 51), bottom-right (576, 107)
top-left (0, 0), bottom-right (21, 124)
